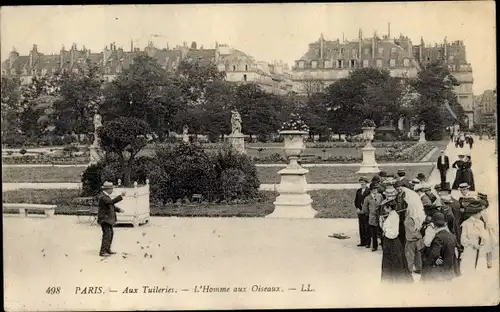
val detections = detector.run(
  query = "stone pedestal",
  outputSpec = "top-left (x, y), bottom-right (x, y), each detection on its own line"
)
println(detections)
top-left (267, 157), bottom-right (316, 218)
top-left (226, 133), bottom-right (247, 154)
top-left (182, 134), bottom-right (189, 143)
top-left (419, 131), bottom-right (427, 142)
top-left (89, 144), bottom-right (103, 166)
top-left (113, 182), bottom-right (150, 227)
top-left (356, 143), bottom-right (380, 174)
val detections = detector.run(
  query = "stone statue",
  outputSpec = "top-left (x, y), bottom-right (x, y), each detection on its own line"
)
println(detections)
top-left (231, 110), bottom-right (242, 135)
top-left (183, 125), bottom-right (189, 135)
top-left (92, 113), bottom-right (103, 146)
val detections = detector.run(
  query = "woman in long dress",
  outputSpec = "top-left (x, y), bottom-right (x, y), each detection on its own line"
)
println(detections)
top-left (452, 155), bottom-right (466, 190)
top-left (460, 208), bottom-right (490, 276)
top-left (461, 156), bottom-right (475, 191)
top-left (380, 198), bottom-right (414, 284)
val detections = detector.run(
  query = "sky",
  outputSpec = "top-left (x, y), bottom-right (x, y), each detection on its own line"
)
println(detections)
top-left (1, 2), bottom-right (496, 94)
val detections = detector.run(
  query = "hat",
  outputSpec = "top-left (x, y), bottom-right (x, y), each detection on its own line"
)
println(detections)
top-left (379, 171), bottom-right (387, 178)
top-left (411, 178), bottom-right (421, 184)
top-left (383, 187), bottom-right (398, 197)
top-left (458, 154), bottom-right (464, 158)
top-left (477, 193), bottom-right (488, 200)
top-left (394, 180), bottom-right (403, 188)
top-left (369, 183), bottom-right (378, 190)
top-left (431, 212), bottom-right (447, 226)
top-left (380, 197), bottom-right (396, 207)
top-left (397, 169), bottom-right (405, 173)
top-left (417, 173), bottom-right (426, 180)
top-left (414, 184), bottom-right (425, 192)
top-left (101, 181), bottom-right (114, 189)
top-left (384, 177), bottom-right (396, 185)
top-left (458, 183), bottom-right (470, 189)
top-left (359, 177), bottom-right (369, 183)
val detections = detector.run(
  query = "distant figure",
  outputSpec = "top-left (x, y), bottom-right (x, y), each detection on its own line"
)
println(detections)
top-left (466, 135), bottom-right (474, 149)
top-left (436, 150), bottom-right (450, 188)
top-left (97, 182), bottom-right (126, 257)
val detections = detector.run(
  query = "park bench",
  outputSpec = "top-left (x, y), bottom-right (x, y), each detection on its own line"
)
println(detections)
top-left (189, 194), bottom-right (203, 207)
top-left (3, 203), bottom-right (56, 217)
top-left (76, 208), bottom-right (98, 225)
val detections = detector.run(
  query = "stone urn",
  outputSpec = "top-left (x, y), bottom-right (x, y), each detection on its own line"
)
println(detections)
top-left (419, 123), bottom-right (426, 142)
top-left (280, 130), bottom-right (308, 160)
top-left (361, 127), bottom-right (375, 147)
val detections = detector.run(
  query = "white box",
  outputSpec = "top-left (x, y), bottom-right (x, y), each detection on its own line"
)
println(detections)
top-left (112, 184), bottom-right (150, 227)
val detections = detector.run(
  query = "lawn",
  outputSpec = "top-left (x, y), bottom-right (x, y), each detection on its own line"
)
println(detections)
top-left (257, 164), bottom-right (435, 184)
top-left (2, 166), bottom-right (84, 183)
top-left (2, 189), bottom-right (357, 219)
top-left (2, 164), bottom-right (434, 184)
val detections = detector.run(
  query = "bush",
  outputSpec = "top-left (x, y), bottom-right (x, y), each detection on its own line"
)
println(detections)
top-left (81, 163), bottom-right (106, 196)
top-left (257, 133), bottom-right (271, 143)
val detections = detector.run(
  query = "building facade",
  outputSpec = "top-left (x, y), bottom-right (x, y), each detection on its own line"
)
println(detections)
top-left (2, 41), bottom-right (292, 96)
top-left (292, 27), bottom-right (475, 127)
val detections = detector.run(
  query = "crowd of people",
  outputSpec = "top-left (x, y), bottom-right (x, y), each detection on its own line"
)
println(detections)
top-left (452, 131), bottom-right (474, 149)
top-left (354, 158), bottom-right (496, 284)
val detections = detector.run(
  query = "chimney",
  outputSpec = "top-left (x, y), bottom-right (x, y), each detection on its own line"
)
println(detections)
top-left (359, 28), bottom-right (363, 39)
top-left (372, 31), bottom-right (376, 58)
top-left (9, 48), bottom-right (19, 68)
top-left (130, 39), bottom-right (133, 53)
top-left (320, 33), bottom-right (324, 59)
top-left (388, 22), bottom-right (391, 39)
top-left (444, 37), bottom-right (448, 58)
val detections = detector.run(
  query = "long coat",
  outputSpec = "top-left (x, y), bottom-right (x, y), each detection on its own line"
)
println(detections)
top-left (362, 193), bottom-right (383, 226)
top-left (422, 229), bottom-right (460, 281)
top-left (97, 192), bottom-right (124, 225)
top-left (437, 155), bottom-right (450, 171)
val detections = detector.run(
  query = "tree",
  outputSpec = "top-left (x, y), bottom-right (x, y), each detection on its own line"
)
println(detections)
top-left (300, 74), bottom-right (325, 98)
top-left (99, 117), bottom-right (152, 186)
top-left (298, 92), bottom-right (329, 138)
top-left (410, 60), bottom-right (463, 139)
top-left (52, 59), bottom-right (103, 139)
top-left (1, 76), bottom-right (21, 138)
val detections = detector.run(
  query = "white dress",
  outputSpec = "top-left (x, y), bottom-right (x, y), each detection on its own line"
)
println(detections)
top-left (460, 217), bottom-right (490, 276)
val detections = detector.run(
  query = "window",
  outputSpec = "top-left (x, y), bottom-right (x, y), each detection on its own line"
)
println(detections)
top-left (376, 59), bottom-right (383, 68)
top-left (391, 47), bottom-right (397, 53)
top-left (364, 48), bottom-right (370, 56)
top-left (389, 59), bottom-right (396, 67)
top-left (105, 67), bottom-right (111, 74)
top-left (298, 61), bottom-right (305, 69)
top-left (311, 61), bottom-right (317, 69)
top-left (324, 60), bottom-right (332, 68)
top-left (403, 58), bottom-right (410, 67)
top-left (349, 60), bottom-right (356, 68)
top-left (243, 74), bottom-right (247, 82)
top-left (337, 60), bottom-right (343, 69)
top-left (245, 65), bottom-right (248, 71)
top-left (363, 59), bottom-right (369, 68)
top-left (232, 65), bottom-right (236, 71)
top-left (378, 48), bottom-right (384, 55)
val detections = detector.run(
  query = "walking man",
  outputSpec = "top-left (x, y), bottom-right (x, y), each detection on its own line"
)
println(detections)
top-left (436, 150), bottom-right (450, 188)
top-left (98, 181), bottom-right (126, 257)
top-left (354, 177), bottom-right (371, 247)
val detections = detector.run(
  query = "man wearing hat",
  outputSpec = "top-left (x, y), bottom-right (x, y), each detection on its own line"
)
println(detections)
top-left (409, 178), bottom-right (420, 191)
top-left (396, 169), bottom-right (412, 189)
top-left (362, 183), bottom-right (383, 251)
top-left (436, 150), bottom-right (450, 188)
top-left (421, 212), bottom-right (460, 282)
top-left (414, 184), bottom-right (433, 206)
top-left (97, 181), bottom-right (126, 257)
top-left (354, 177), bottom-right (371, 247)
top-left (435, 183), bottom-right (461, 248)
top-left (416, 173), bottom-right (426, 182)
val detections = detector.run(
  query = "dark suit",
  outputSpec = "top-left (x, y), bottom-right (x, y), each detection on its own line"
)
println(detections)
top-left (422, 229), bottom-right (460, 281)
top-left (436, 155), bottom-right (450, 186)
top-left (354, 187), bottom-right (371, 246)
top-left (97, 192), bottom-right (123, 254)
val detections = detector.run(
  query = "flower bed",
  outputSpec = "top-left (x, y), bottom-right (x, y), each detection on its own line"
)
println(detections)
top-left (2, 155), bottom-right (89, 165)
top-left (2, 188), bottom-right (357, 218)
top-left (257, 164), bottom-right (435, 184)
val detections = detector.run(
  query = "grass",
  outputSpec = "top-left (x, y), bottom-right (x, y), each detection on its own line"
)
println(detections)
top-left (2, 166), bottom-right (84, 183)
top-left (2, 164), bottom-right (434, 184)
top-left (257, 165), bottom-right (435, 184)
top-left (2, 189), bottom-right (356, 219)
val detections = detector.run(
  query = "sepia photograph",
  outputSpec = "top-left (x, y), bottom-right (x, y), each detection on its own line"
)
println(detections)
top-left (1, 2), bottom-right (498, 310)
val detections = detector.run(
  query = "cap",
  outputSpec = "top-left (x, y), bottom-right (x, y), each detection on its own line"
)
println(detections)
top-left (411, 178), bottom-right (421, 184)
top-left (459, 182), bottom-right (470, 189)
top-left (369, 183), bottom-right (378, 190)
top-left (417, 173), bottom-right (426, 180)
top-left (431, 212), bottom-right (447, 226)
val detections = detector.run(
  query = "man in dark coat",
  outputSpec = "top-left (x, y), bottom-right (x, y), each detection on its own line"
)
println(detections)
top-left (354, 177), bottom-right (371, 247)
top-left (436, 150), bottom-right (450, 188)
top-left (466, 135), bottom-right (474, 149)
top-left (98, 181), bottom-right (126, 257)
top-left (421, 212), bottom-right (460, 282)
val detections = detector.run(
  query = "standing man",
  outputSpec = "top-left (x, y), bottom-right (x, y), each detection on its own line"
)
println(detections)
top-left (354, 177), bottom-right (371, 247)
top-left (98, 181), bottom-right (126, 257)
top-left (362, 183), bottom-right (383, 251)
top-left (436, 150), bottom-right (450, 188)
top-left (467, 134), bottom-right (474, 149)
top-left (396, 169), bottom-right (412, 189)
top-left (422, 213), bottom-right (460, 282)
